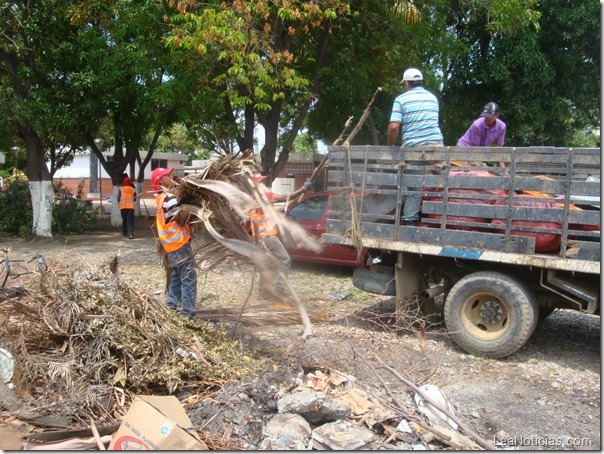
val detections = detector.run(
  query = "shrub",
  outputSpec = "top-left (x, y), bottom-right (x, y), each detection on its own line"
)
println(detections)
top-left (0, 176), bottom-right (33, 235)
top-left (52, 181), bottom-right (98, 235)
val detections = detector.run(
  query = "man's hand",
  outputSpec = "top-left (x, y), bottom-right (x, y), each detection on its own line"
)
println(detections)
top-left (303, 180), bottom-right (314, 192)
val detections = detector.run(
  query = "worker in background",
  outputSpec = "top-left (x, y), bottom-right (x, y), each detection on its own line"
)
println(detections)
top-left (457, 102), bottom-right (507, 168)
top-left (118, 176), bottom-right (136, 239)
top-left (387, 67), bottom-right (443, 226)
top-left (250, 173), bottom-right (313, 298)
top-left (151, 167), bottom-right (197, 319)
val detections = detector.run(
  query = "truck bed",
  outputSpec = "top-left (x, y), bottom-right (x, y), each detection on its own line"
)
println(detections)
top-left (323, 146), bottom-right (600, 274)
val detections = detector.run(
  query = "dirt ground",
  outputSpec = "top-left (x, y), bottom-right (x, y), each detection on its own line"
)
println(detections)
top-left (1, 215), bottom-right (601, 450)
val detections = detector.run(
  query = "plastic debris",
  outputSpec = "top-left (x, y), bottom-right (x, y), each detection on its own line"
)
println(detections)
top-left (0, 348), bottom-right (15, 383)
top-left (414, 384), bottom-right (458, 430)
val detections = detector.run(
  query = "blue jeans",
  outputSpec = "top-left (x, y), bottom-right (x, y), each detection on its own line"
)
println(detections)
top-left (402, 142), bottom-right (443, 222)
top-left (260, 235), bottom-right (291, 296)
top-left (166, 243), bottom-right (197, 317)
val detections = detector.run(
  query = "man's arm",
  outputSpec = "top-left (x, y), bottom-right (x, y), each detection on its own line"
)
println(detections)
top-left (163, 195), bottom-right (179, 221)
top-left (457, 121), bottom-right (482, 147)
top-left (491, 144), bottom-right (506, 168)
top-left (387, 121), bottom-right (400, 146)
top-left (496, 123), bottom-right (507, 167)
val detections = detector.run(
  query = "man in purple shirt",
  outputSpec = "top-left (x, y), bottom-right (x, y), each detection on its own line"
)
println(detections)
top-left (457, 102), bottom-right (507, 167)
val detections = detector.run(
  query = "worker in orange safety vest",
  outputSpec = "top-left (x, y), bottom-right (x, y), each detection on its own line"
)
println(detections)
top-left (151, 167), bottom-right (197, 319)
top-left (250, 172), bottom-right (313, 298)
top-left (118, 176), bottom-right (136, 239)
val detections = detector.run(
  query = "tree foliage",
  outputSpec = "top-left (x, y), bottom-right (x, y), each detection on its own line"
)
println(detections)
top-left (439, 0), bottom-right (599, 146)
top-left (307, 0), bottom-right (435, 146)
top-left (0, 0), bottom-right (598, 238)
top-left (0, 177), bottom-right (96, 236)
top-left (165, 0), bottom-right (352, 179)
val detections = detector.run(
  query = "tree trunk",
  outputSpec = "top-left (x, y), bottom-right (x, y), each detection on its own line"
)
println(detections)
top-left (20, 127), bottom-right (53, 237)
top-left (111, 186), bottom-right (121, 226)
top-left (106, 133), bottom-right (127, 227)
top-left (260, 119), bottom-right (280, 183)
top-left (29, 181), bottom-right (53, 237)
top-left (258, 26), bottom-right (330, 181)
top-left (134, 181), bottom-right (142, 217)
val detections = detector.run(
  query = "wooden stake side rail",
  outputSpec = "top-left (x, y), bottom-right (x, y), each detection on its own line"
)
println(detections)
top-left (324, 145), bottom-right (600, 267)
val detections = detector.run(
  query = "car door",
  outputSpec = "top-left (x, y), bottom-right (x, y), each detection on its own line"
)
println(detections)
top-left (286, 194), bottom-right (328, 261)
top-left (286, 194), bottom-right (365, 265)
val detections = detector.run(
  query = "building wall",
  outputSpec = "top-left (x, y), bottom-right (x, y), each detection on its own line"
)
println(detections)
top-left (53, 177), bottom-right (156, 199)
top-left (51, 151), bottom-right (326, 198)
top-left (51, 151), bottom-right (188, 199)
top-left (273, 152), bottom-right (327, 193)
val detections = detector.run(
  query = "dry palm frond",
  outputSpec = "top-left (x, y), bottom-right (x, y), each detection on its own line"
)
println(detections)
top-left (171, 150), bottom-right (322, 262)
top-left (180, 179), bottom-right (255, 218)
top-left (194, 302), bottom-right (330, 326)
top-left (155, 151), bottom-right (323, 341)
top-left (203, 220), bottom-right (279, 276)
top-left (247, 180), bottom-right (322, 254)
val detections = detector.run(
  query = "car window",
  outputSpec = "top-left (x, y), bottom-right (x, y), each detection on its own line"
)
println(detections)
top-left (289, 195), bottom-right (328, 221)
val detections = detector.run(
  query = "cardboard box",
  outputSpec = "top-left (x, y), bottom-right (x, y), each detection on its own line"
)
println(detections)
top-left (109, 395), bottom-right (208, 450)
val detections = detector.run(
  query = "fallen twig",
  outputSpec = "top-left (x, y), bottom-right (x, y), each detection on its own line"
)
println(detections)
top-left (351, 345), bottom-right (459, 447)
top-left (90, 418), bottom-right (107, 450)
top-left (375, 355), bottom-right (496, 450)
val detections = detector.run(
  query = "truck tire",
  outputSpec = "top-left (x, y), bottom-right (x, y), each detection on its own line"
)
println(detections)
top-left (353, 267), bottom-right (396, 296)
top-left (444, 271), bottom-right (538, 359)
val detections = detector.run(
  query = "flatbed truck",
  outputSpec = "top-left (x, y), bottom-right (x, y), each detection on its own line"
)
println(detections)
top-left (323, 145), bottom-right (600, 358)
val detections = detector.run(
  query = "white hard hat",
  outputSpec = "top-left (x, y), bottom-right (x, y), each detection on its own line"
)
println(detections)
top-left (401, 67), bottom-right (423, 83)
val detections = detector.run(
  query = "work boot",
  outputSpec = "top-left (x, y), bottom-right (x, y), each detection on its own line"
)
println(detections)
top-left (181, 312), bottom-right (194, 320)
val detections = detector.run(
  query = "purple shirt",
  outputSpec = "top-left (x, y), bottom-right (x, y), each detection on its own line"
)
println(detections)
top-left (457, 117), bottom-right (506, 147)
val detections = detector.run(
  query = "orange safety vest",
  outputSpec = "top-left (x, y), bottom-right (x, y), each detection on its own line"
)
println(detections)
top-left (250, 207), bottom-right (277, 240)
top-left (155, 193), bottom-right (190, 252)
top-left (119, 185), bottom-right (135, 210)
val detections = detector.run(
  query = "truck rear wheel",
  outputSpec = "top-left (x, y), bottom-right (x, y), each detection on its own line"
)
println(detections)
top-left (444, 271), bottom-right (538, 359)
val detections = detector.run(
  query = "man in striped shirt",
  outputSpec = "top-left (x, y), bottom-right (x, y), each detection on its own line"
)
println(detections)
top-left (387, 68), bottom-right (443, 147)
top-left (387, 67), bottom-right (443, 225)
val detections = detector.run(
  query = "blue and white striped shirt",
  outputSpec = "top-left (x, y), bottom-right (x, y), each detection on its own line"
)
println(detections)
top-left (390, 86), bottom-right (443, 146)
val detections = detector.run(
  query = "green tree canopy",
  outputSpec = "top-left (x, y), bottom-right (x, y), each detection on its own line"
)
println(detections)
top-left (165, 0), bottom-right (352, 180)
top-left (439, 0), bottom-right (599, 146)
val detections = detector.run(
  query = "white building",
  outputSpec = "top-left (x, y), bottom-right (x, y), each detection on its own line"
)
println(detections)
top-left (52, 149), bottom-right (189, 199)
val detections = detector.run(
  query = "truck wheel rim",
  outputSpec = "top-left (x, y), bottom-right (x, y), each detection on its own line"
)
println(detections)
top-left (461, 294), bottom-right (509, 340)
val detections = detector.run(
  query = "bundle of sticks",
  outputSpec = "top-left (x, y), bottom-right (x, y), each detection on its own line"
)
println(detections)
top-left (157, 150), bottom-right (322, 344)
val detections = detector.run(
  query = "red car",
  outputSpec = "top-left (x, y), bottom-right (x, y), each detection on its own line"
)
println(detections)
top-left (284, 191), bottom-right (368, 267)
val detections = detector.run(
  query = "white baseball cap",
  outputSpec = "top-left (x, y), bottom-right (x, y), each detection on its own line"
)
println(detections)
top-left (401, 67), bottom-right (423, 83)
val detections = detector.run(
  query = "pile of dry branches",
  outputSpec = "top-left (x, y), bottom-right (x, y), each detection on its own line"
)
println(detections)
top-left (0, 258), bottom-right (257, 426)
